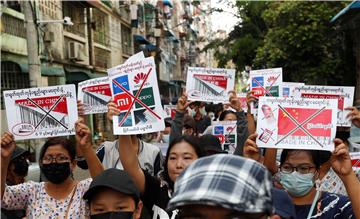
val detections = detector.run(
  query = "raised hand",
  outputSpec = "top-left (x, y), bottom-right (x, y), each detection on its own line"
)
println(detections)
top-left (75, 119), bottom-right (92, 151)
top-left (177, 92), bottom-right (190, 113)
top-left (243, 133), bottom-right (261, 162)
top-left (246, 91), bottom-right (258, 112)
top-left (345, 106), bottom-right (360, 128)
top-left (1, 132), bottom-right (16, 159)
top-left (227, 91), bottom-right (242, 112)
top-left (77, 100), bottom-right (85, 116)
top-left (331, 138), bottom-right (353, 178)
top-left (107, 99), bottom-right (121, 122)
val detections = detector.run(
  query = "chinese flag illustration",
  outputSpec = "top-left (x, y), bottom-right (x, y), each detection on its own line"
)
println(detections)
top-left (277, 107), bottom-right (332, 137)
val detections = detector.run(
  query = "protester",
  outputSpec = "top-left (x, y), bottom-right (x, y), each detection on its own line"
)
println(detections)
top-left (119, 134), bottom-right (204, 218)
top-left (83, 168), bottom-right (143, 219)
top-left (271, 188), bottom-right (296, 219)
top-left (1, 146), bottom-right (30, 219)
top-left (199, 134), bottom-right (227, 155)
top-left (345, 106), bottom-right (360, 128)
top-left (167, 154), bottom-right (274, 219)
top-left (76, 101), bottom-right (164, 177)
top-left (1, 119), bottom-right (103, 218)
top-left (189, 101), bottom-right (211, 133)
top-left (218, 91), bottom-right (249, 156)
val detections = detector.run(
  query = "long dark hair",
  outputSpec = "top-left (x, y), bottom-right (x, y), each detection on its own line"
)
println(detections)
top-left (39, 137), bottom-right (76, 164)
top-left (162, 135), bottom-right (205, 188)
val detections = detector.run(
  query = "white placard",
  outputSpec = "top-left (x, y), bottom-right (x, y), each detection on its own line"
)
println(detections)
top-left (250, 68), bottom-right (283, 114)
top-left (293, 85), bottom-right (354, 127)
top-left (282, 82), bottom-right (305, 97)
top-left (186, 67), bottom-right (235, 102)
top-left (3, 85), bottom-right (78, 140)
top-left (107, 56), bottom-right (165, 135)
top-left (237, 93), bottom-right (248, 113)
top-left (78, 77), bottom-right (111, 114)
top-left (163, 105), bottom-right (177, 119)
top-left (256, 97), bottom-right (337, 151)
top-left (203, 121), bottom-right (237, 154)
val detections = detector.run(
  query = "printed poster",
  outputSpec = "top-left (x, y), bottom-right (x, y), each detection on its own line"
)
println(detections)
top-left (293, 85), bottom-right (355, 127)
top-left (350, 152), bottom-right (360, 179)
top-left (203, 121), bottom-right (237, 154)
top-left (107, 56), bottom-right (165, 135)
top-left (163, 105), bottom-right (177, 119)
top-left (250, 68), bottom-right (283, 114)
top-left (282, 82), bottom-right (305, 97)
top-left (256, 97), bottom-right (337, 151)
top-left (78, 77), bottom-right (111, 114)
top-left (186, 67), bottom-right (235, 102)
top-left (3, 85), bottom-right (78, 140)
top-left (237, 93), bottom-right (248, 113)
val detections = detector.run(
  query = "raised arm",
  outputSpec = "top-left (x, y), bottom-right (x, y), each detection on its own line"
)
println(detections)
top-left (1, 132), bottom-right (16, 198)
top-left (331, 138), bottom-right (360, 218)
top-left (75, 119), bottom-right (104, 178)
top-left (169, 93), bottom-right (190, 143)
top-left (75, 100), bottom-right (86, 158)
top-left (246, 91), bottom-right (257, 135)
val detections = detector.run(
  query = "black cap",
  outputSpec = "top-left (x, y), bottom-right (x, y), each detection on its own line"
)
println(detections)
top-left (83, 168), bottom-right (140, 202)
top-left (200, 134), bottom-right (227, 154)
top-left (11, 147), bottom-right (30, 161)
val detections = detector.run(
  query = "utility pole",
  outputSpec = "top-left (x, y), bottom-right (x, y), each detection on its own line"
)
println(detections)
top-left (155, 7), bottom-right (161, 80)
top-left (21, 1), bottom-right (41, 87)
top-left (86, 7), bottom-right (94, 66)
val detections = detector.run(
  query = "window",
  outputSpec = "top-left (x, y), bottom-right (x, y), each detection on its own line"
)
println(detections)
top-left (121, 24), bottom-right (132, 55)
top-left (1, 61), bottom-right (30, 109)
top-left (62, 1), bottom-right (86, 37)
top-left (93, 9), bottom-right (110, 47)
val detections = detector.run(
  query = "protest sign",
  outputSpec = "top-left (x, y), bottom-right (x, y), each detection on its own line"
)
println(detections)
top-left (78, 77), bottom-right (111, 114)
top-left (203, 121), bottom-right (237, 154)
top-left (250, 68), bottom-right (283, 114)
top-left (282, 82), bottom-right (305, 97)
top-left (186, 67), bottom-right (235, 102)
top-left (293, 85), bottom-right (354, 127)
top-left (3, 85), bottom-right (78, 140)
top-left (107, 56), bottom-right (165, 135)
top-left (256, 97), bottom-right (337, 151)
top-left (237, 93), bottom-right (248, 113)
top-left (163, 105), bottom-right (177, 119)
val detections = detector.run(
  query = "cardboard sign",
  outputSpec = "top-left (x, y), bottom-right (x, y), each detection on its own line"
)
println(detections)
top-left (203, 121), bottom-right (237, 154)
top-left (3, 85), bottom-right (78, 140)
top-left (107, 56), bottom-right (165, 135)
top-left (256, 97), bottom-right (337, 151)
top-left (250, 68), bottom-right (283, 114)
top-left (186, 67), bottom-right (235, 102)
top-left (163, 105), bottom-right (177, 119)
top-left (293, 85), bottom-right (354, 127)
top-left (78, 77), bottom-right (111, 114)
top-left (282, 82), bottom-right (305, 97)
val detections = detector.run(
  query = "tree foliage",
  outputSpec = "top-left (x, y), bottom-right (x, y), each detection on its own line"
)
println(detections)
top-left (205, 1), bottom-right (355, 85)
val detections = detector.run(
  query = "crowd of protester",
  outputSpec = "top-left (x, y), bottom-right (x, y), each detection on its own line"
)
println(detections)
top-left (1, 91), bottom-right (360, 219)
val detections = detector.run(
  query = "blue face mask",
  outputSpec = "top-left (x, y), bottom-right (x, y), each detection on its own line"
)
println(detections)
top-left (280, 171), bottom-right (315, 197)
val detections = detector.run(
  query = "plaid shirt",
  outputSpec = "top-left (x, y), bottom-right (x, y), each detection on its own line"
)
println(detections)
top-left (167, 154), bottom-right (273, 214)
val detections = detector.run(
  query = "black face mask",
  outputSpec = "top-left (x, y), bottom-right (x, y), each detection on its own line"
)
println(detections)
top-left (90, 212), bottom-right (133, 219)
top-left (13, 158), bottom-right (29, 176)
top-left (40, 162), bottom-right (71, 184)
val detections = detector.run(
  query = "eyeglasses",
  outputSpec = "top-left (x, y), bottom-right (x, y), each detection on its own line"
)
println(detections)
top-left (42, 155), bottom-right (70, 164)
top-left (280, 164), bottom-right (316, 174)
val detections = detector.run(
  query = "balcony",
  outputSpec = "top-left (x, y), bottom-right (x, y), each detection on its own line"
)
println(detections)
top-left (1, 13), bottom-right (26, 38)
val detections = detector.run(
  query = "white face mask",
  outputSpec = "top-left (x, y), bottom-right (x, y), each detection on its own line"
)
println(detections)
top-left (188, 108), bottom-right (196, 117)
top-left (162, 134), bottom-right (170, 143)
top-left (199, 107), bottom-right (206, 116)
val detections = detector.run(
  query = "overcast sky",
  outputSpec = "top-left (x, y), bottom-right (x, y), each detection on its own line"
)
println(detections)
top-left (211, 0), bottom-right (240, 33)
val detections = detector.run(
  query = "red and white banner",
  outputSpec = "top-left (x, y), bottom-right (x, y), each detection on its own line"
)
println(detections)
top-left (3, 85), bottom-right (78, 140)
top-left (293, 85), bottom-right (354, 127)
top-left (107, 55), bottom-right (165, 135)
top-left (186, 67), bottom-right (235, 103)
top-left (256, 97), bottom-right (337, 151)
top-left (78, 77), bottom-right (111, 114)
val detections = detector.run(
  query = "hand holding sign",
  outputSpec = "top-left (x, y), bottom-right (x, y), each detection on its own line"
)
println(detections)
top-left (228, 91), bottom-right (242, 112)
top-left (1, 132), bottom-right (16, 159)
top-left (331, 138), bottom-right (353, 178)
top-left (75, 119), bottom-right (92, 151)
top-left (107, 100), bottom-right (121, 123)
top-left (177, 92), bottom-right (190, 113)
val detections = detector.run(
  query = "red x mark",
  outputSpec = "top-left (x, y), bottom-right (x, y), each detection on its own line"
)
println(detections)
top-left (252, 74), bottom-right (280, 97)
top-left (112, 68), bottom-right (161, 127)
top-left (275, 105), bottom-right (326, 147)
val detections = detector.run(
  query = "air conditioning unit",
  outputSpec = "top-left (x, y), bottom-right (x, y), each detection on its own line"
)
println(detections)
top-left (68, 41), bottom-right (86, 61)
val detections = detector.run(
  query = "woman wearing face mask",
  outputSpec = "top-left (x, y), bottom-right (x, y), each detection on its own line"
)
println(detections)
top-left (218, 91), bottom-right (250, 156)
top-left (1, 120), bottom-right (104, 218)
top-left (278, 139), bottom-right (360, 219)
top-left (119, 134), bottom-right (204, 219)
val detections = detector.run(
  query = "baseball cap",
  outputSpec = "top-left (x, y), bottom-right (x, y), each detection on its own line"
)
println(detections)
top-left (199, 134), bottom-right (227, 154)
top-left (83, 168), bottom-right (140, 202)
top-left (167, 154), bottom-right (273, 215)
top-left (11, 147), bottom-right (30, 161)
top-left (272, 188), bottom-right (296, 219)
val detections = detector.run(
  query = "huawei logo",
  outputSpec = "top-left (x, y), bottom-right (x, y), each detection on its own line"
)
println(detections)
top-left (134, 72), bottom-right (147, 84)
top-left (267, 76), bottom-right (277, 83)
